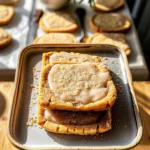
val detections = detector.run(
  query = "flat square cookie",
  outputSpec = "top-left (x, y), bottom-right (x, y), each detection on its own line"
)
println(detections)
top-left (38, 62), bottom-right (117, 111)
top-left (42, 52), bottom-right (101, 67)
top-left (39, 12), bottom-right (78, 33)
top-left (90, 13), bottom-right (130, 32)
top-left (37, 105), bottom-right (112, 135)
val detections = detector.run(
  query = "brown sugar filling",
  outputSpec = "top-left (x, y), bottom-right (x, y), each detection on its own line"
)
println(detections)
top-left (45, 109), bottom-right (103, 125)
top-left (93, 14), bottom-right (125, 29)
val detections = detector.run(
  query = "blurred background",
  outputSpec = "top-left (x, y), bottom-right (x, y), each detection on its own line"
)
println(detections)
top-left (0, 0), bottom-right (150, 80)
top-left (127, 0), bottom-right (150, 70)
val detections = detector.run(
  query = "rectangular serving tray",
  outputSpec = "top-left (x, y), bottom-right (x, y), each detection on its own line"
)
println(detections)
top-left (8, 44), bottom-right (142, 150)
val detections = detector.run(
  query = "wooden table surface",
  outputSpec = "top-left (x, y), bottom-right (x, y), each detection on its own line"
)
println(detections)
top-left (0, 82), bottom-right (150, 150)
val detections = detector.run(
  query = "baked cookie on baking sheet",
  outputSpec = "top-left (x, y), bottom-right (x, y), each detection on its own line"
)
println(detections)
top-left (0, 28), bottom-right (12, 47)
top-left (86, 33), bottom-right (131, 56)
top-left (38, 62), bottom-right (117, 111)
top-left (42, 51), bottom-right (101, 67)
top-left (0, 5), bottom-right (14, 25)
top-left (39, 12), bottom-right (78, 33)
top-left (0, 0), bottom-right (19, 5)
top-left (93, 0), bottom-right (124, 12)
top-left (90, 13), bottom-right (130, 32)
top-left (37, 106), bottom-right (112, 135)
top-left (33, 33), bottom-right (77, 44)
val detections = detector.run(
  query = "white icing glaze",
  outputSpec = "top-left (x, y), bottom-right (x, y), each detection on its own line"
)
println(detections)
top-left (48, 63), bottom-right (109, 104)
top-left (50, 52), bottom-right (97, 63)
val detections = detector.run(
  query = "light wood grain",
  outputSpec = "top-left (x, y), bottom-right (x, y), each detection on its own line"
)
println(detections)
top-left (0, 82), bottom-right (17, 150)
top-left (132, 82), bottom-right (150, 150)
top-left (0, 82), bottom-right (149, 150)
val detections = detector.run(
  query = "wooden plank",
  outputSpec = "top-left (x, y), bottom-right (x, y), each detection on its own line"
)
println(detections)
top-left (0, 82), bottom-right (149, 150)
top-left (132, 82), bottom-right (150, 150)
top-left (0, 82), bottom-right (17, 150)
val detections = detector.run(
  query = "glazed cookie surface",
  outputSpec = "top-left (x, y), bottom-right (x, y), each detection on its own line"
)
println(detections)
top-left (0, 5), bottom-right (14, 25)
top-left (0, 28), bottom-right (12, 47)
top-left (86, 33), bottom-right (131, 56)
top-left (39, 12), bottom-right (78, 33)
top-left (90, 13), bottom-right (130, 32)
top-left (33, 33), bottom-right (77, 44)
top-left (38, 62), bottom-right (117, 111)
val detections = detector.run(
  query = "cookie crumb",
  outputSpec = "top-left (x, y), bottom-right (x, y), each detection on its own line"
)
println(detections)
top-left (30, 84), bottom-right (35, 88)
top-left (103, 57), bottom-right (108, 60)
top-left (36, 69), bottom-right (41, 72)
top-left (25, 122), bottom-right (30, 126)
top-left (32, 67), bottom-right (36, 71)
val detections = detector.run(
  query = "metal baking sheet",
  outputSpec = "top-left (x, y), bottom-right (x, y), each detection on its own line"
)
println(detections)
top-left (0, 0), bottom-right (33, 79)
top-left (8, 44), bottom-right (142, 149)
top-left (33, 0), bottom-right (149, 80)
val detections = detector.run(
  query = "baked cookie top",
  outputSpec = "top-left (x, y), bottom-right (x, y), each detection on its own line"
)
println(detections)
top-left (0, 0), bottom-right (19, 5)
top-left (0, 5), bottom-right (14, 25)
top-left (93, 13), bottom-right (125, 28)
top-left (33, 33), bottom-right (77, 44)
top-left (39, 62), bottom-right (117, 111)
top-left (49, 52), bottom-right (100, 63)
top-left (42, 52), bottom-right (101, 67)
top-left (39, 12), bottom-right (78, 33)
top-left (0, 28), bottom-right (12, 47)
top-left (96, 0), bottom-right (121, 8)
top-left (90, 13), bottom-right (130, 32)
top-left (86, 33), bottom-right (131, 56)
top-left (94, 0), bottom-right (124, 12)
